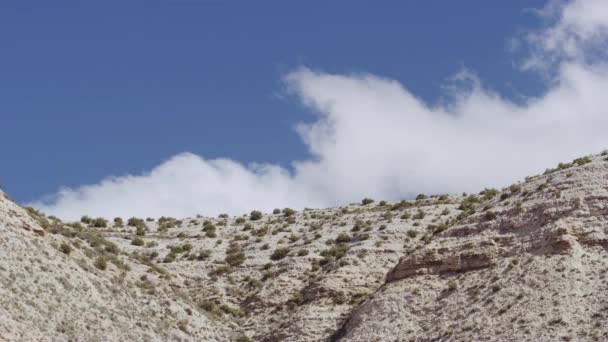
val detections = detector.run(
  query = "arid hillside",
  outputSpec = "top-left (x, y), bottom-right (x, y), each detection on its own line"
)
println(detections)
top-left (337, 153), bottom-right (608, 342)
top-left (1, 152), bottom-right (607, 341)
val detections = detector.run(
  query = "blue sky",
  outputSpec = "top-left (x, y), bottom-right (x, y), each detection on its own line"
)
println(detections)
top-left (1, 0), bottom-right (546, 204)
top-left (5, 0), bottom-right (608, 220)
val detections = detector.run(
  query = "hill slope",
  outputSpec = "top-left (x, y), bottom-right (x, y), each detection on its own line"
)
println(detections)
top-left (1, 152), bottom-right (607, 341)
top-left (0, 193), bottom-right (231, 341)
top-left (337, 154), bottom-right (608, 341)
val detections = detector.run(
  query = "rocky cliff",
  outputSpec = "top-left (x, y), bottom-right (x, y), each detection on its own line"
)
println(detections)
top-left (1, 153), bottom-right (607, 341)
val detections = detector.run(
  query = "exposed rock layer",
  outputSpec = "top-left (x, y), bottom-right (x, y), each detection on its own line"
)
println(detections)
top-left (1, 153), bottom-right (608, 341)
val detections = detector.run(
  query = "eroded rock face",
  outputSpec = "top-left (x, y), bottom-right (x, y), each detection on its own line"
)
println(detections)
top-left (0, 185), bottom-right (464, 341)
top-left (337, 154), bottom-right (608, 342)
top-left (386, 241), bottom-right (500, 281)
top-left (3, 153), bottom-right (608, 341)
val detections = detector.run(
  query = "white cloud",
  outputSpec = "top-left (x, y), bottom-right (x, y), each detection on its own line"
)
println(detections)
top-left (32, 0), bottom-right (608, 220)
top-left (523, 0), bottom-right (608, 70)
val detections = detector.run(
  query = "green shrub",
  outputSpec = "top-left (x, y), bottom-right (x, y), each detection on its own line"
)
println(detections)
top-left (235, 334), bottom-right (253, 342)
top-left (282, 208), bottom-right (296, 217)
top-left (113, 217), bottom-right (124, 227)
top-left (168, 244), bottom-right (192, 254)
top-left (59, 242), bottom-right (72, 255)
top-left (485, 211), bottom-right (497, 221)
top-left (351, 220), bottom-right (369, 232)
top-left (127, 217), bottom-right (145, 227)
top-left (104, 242), bottom-right (120, 254)
top-left (158, 216), bottom-right (175, 224)
top-left (225, 244), bottom-right (246, 267)
top-left (273, 208), bottom-right (281, 214)
top-left (383, 211), bottom-right (393, 221)
top-left (66, 222), bottom-right (83, 230)
top-left (225, 252), bottom-right (245, 267)
top-left (459, 195), bottom-right (479, 212)
top-left (197, 249), bottom-right (212, 260)
top-left (286, 292), bottom-right (305, 309)
top-left (537, 182), bottom-right (549, 191)
top-left (480, 188), bottom-right (498, 200)
top-left (413, 209), bottom-right (426, 220)
top-left (203, 222), bottom-right (217, 238)
top-left (249, 210), bottom-right (263, 221)
top-left (131, 237), bottom-right (145, 246)
top-left (320, 243), bottom-right (350, 261)
top-left (270, 247), bottom-right (290, 261)
top-left (163, 253), bottom-right (176, 263)
top-left (509, 184), bottom-right (522, 194)
top-left (361, 198), bottom-right (375, 205)
top-left (415, 194), bottom-right (427, 200)
top-left (355, 233), bottom-right (370, 241)
top-left (391, 200), bottom-right (413, 211)
top-left (335, 233), bottom-right (352, 243)
top-left (447, 281), bottom-right (457, 291)
top-left (200, 301), bottom-right (216, 313)
top-left (219, 304), bottom-right (243, 317)
top-left (573, 156), bottom-right (592, 166)
top-left (136, 225), bottom-right (146, 236)
top-left (94, 257), bottom-right (108, 270)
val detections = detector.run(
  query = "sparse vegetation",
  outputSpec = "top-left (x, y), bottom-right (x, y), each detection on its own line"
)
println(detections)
top-left (127, 217), bottom-right (145, 227)
top-left (361, 198), bottom-right (375, 205)
top-left (283, 208), bottom-right (296, 217)
top-left (335, 233), bottom-right (352, 243)
top-left (250, 210), bottom-right (263, 221)
top-left (485, 211), bottom-right (497, 221)
top-left (113, 217), bottom-right (124, 227)
top-left (203, 221), bottom-right (217, 238)
top-left (131, 237), bottom-right (145, 246)
top-left (59, 242), bottom-right (72, 255)
top-left (225, 243), bottom-right (246, 267)
top-left (270, 247), bottom-right (290, 261)
top-left (94, 257), bottom-right (108, 270)
top-left (573, 156), bottom-right (592, 166)
top-left (4, 151), bottom-right (608, 341)
top-left (413, 209), bottom-right (426, 220)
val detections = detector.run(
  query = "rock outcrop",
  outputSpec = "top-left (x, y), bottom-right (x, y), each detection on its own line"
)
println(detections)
top-left (2, 152), bottom-right (608, 341)
top-left (337, 154), bottom-right (608, 341)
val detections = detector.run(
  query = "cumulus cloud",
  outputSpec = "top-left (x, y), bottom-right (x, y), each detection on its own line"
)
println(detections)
top-left (523, 0), bottom-right (608, 70)
top-left (32, 0), bottom-right (608, 220)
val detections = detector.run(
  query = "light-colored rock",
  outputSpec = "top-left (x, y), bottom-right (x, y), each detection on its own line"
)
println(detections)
top-left (338, 154), bottom-right (608, 342)
top-left (2, 153), bottom-right (608, 341)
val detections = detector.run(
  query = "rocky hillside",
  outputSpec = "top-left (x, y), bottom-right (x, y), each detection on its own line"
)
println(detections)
top-left (1, 152), bottom-right (607, 341)
top-left (337, 153), bottom-right (608, 341)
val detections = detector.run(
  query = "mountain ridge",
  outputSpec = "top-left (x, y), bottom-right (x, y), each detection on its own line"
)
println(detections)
top-left (1, 152), bottom-right (607, 341)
